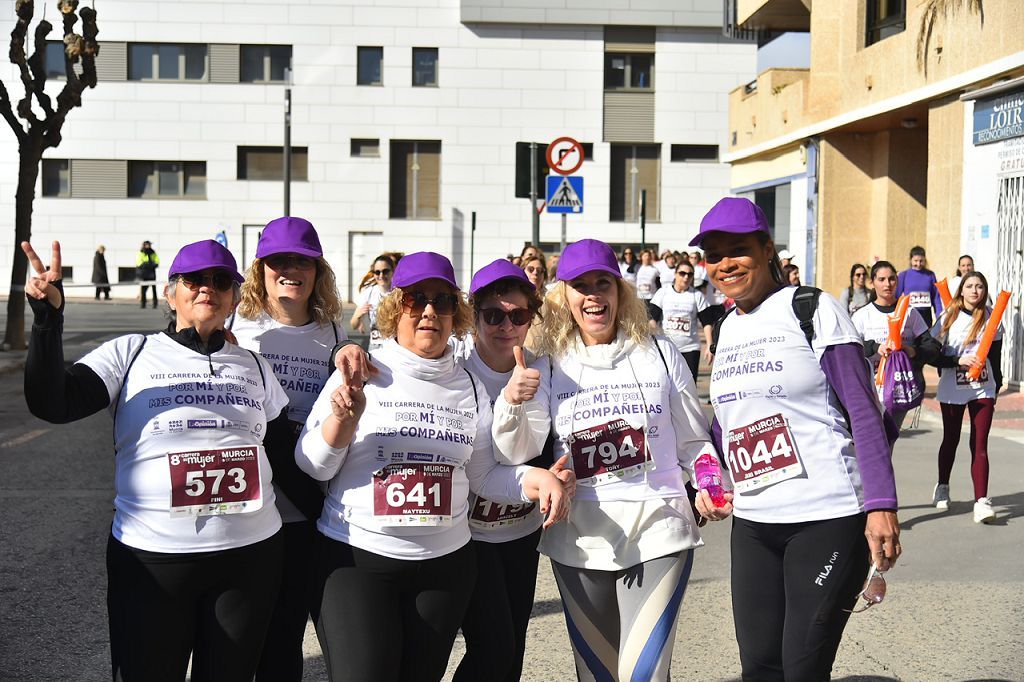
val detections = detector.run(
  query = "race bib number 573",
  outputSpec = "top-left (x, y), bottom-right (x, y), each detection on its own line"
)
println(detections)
top-left (167, 446), bottom-right (263, 517)
top-left (725, 414), bottom-right (804, 494)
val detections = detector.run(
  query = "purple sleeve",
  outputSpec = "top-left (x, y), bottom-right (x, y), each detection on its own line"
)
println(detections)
top-left (930, 272), bottom-right (943, 314)
top-left (819, 343), bottom-right (898, 512)
top-left (895, 270), bottom-right (906, 298)
top-left (711, 416), bottom-right (724, 460)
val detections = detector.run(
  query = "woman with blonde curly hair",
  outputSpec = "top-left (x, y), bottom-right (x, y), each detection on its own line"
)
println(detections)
top-left (232, 216), bottom-right (363, 681)
top-left (297, 252), bottom-right (570, 682)
top-left (496, 238), bottom-right (717, 681)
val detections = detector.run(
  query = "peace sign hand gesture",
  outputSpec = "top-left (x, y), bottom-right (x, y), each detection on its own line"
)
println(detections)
top-left (22, 241), bottom-right (63, 310)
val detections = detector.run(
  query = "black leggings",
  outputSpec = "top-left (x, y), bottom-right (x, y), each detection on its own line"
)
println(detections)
top-left (255, 520), bottom-right (319, 681)
top-left (313, 537), bottom-right (477, 682)
top-left (453, 528), bottom-right (542, 682)
top-left (106, 531), bottom-right (284, 682)
top-left (731, 514), bottom-right (868, 682)
top-left (681, 350), bottom-right (700, 381)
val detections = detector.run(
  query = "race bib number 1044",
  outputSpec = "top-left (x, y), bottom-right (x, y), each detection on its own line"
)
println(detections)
top-left (725, 414), bottom-right (804, 494)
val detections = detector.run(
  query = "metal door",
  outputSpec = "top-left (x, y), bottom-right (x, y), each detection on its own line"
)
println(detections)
top-left (996, 175), bottom-right (1024, 390)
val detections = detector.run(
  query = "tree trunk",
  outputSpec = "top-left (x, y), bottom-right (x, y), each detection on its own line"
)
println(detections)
top-left (3, 141), bottom-right (41, 350)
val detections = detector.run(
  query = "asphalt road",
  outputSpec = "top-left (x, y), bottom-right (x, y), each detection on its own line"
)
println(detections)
top-left (1, 299), bottom-right (1022, 681)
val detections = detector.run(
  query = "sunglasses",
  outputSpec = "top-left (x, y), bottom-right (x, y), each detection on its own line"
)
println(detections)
top-left (373, 268), bottom-right (392, 276)
top-left (846, 564), bottom-right (887, 613)
top-left (177, 271), bottom-right (235, 292)
top-left (264, 254), bottom-right (316, 271)
top-left (524, 266), bottom-right (545, 274)
top-left (480, 307), bottom-right (533, 326)
top-left (401, 291), bottom-right (459, 316)
top-left (676, 270), bottom-right (694, 277)
top-left (854, 272), bottom-right (867, 278)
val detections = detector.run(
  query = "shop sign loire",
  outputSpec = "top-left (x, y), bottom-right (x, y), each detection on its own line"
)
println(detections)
top-left (974, 89), bottom-right (1024, 145)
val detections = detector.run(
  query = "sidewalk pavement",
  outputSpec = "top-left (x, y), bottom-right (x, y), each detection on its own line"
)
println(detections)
top-left (918, 365), bottom-right (1024, 434)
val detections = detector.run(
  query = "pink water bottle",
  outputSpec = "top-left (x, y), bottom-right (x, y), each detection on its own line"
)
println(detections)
top-left (694, 453), bottom-right (727, 508)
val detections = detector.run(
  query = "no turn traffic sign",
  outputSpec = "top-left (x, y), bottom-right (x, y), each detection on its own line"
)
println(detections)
top-left (546, 137), bottom-right (584, 176)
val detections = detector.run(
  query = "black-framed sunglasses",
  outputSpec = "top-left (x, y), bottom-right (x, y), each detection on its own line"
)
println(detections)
top-left (845, 564), bottom-right (887, 613)
top-left (401, 291), bottom-right (459, 316)
top-left (373, 268), bottom-right (392, 276)
top-left (676, 270), bottom-right (694, 277)
top-left (480, 307), bottom-right (533, 326)
top-left (264, 254), bottom-right (316, 271)
top-left (176, 271), bottom-right (235, 292)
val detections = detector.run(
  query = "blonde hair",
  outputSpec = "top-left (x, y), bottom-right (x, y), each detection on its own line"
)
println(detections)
top-left (237, 257), bottom-right (342, 326)
top-left (533, 278), bottom-right (651, 357)
top-left (375, 286), bottom-right (474, 341)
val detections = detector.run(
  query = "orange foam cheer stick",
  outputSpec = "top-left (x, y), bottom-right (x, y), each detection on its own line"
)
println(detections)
top-left (967, 290), bottom-right (1011, 381)
top-left (936, 279), bottom-right (952, 308)
top-left (875, 295), bottom-right (911, 386)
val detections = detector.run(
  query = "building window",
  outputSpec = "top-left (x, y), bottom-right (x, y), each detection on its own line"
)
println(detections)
top-left (357, 46), bottom-right (383, 86)
top-left (129, 161), bottom-right (207, 198)
top-left (390, 140), bottom-right (440, 219)
top-left (240, 45), bottom-right (292, 83)
top-left (412, 48), bottom-right (438, 87)
top-left (670, 144), bottom-right (719, 163)
top-left (44, 41), bottom-right (67, 79)
top-left (129, 44), bottom-right (208, 81)
top-left (610, 144), bottom-right (660, 222)
top-left (237, 146), bottom-right (309, 181)
top-left (351, 139), bottom-right (380, 158)
top-left (866, 0), bottom-right (905, 46)
top-left (42, 159), bottom-right (71, 197)
top-left (604, 53), bottom-right (653, 90)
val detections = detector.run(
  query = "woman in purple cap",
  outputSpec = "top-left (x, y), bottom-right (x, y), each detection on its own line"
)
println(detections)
top-left (295, 252), bottom-right (570, 682)
top-left (22, 239), bottom-right (290, 682)
top-left (691, 196), bottom-right (901, 680)
top-left (231, 216), bottom-right (360, 681)
top-left (495, 238), bottom-right (717, 681)
top-left (452, 259), bottom-right (568, 682)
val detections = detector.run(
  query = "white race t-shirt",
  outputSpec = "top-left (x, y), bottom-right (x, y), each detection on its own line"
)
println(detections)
top-left (851, 303), bottom-right (928, 401)
top-left (650, 286), bottom-right (708, 353)
top-left (297, 340), bottom-right (532, 560)
top-left (357, 285), bottom-right (389, 350)
top-left (461, 349), bottom-right (548, 544)
top-left (80, 332), bottom-right (289, 553)
top-left (709, 287), bottom-right (867, 524)
top-left (656, 261), bottom-right (676, 287)
top-left (635, 265), bottom-right (661, 300)
top-left (233, 312), bottom-right (343, 522)
top-left (932, 309), bottom-right (1003, 404)
top-left (619, 262), bottom-right (638, 285)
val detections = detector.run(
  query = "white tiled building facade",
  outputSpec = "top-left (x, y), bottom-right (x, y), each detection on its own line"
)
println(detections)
top-left (0, 0), bottom-right (755, 300)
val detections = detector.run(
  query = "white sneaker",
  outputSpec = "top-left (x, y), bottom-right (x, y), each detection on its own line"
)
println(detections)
top-left (974, 497), bottom-right (996, 524)
top-left (932, 483), bottom-right (950, 510)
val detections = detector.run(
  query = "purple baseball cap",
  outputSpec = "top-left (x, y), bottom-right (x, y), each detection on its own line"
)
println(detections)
top-left (556, 239), bottom-right (621, 282)
top-left (168, 240), bottom-right (244, 284)
top-left (392, 252), bottom-right (459, 290)
top-left (255, 216), bottom-right (323, 259)
top-left (688, 197), bottom-right (770, 247)
top-left (470, 259), bottom-right (534, 294)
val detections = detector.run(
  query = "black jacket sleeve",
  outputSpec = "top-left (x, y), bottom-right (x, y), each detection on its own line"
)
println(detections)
top-left (648, 303), bottom-right (663, 324)
top-left (696, 307), bottom-right (718, 327)
top-left (910, 331), bottom-right (943, 368)
top-left (990, 339), bottom-right (1004, 392)
top-left (263, 413), bottom-right (326, 521)
top-left (24, 283), bottom-right (111, 423)
top-left (862, 339), bottom-right (879, 358)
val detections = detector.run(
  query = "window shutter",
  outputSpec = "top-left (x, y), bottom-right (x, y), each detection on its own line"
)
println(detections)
top-left (70, 159), bottom-right (127, 199)
top-left (604, 26), bottom-right (655, 53)
top-left (415, 142), bottom-right (441, 219)
top-left (95, 41), bottom-right (127, 81)
top-left (209, 44), bottom-right (240, 83)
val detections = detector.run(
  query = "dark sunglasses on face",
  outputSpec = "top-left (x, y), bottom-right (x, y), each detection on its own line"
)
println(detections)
top-left (401, 291), bottom-right (459, 316)
top-left (480, 307), bottom-right (533, 326)
top-left (265, 254), bottom-right (316, 271)
top-left (676, 270), bottom-right (694, 277)
top-left (373, 268), bottom-right (392, 276)
top-left (177, 271), bottom-right (234, 292)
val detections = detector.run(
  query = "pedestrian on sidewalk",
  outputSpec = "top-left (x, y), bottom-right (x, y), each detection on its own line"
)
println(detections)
top-left (92, 245), bottom-right (110, 300)
top-left (928, 271), bottom-right (1004, 523)
top-left (136, 240), bottom-right (159, 308)
top-left (840, 263), bottom-right (873, 316)
top-left (896, 245), bottom-right (941, 327)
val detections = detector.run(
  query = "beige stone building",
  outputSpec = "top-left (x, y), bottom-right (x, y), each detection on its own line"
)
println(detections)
top-left (723, 0), bottom-right (1024, 390)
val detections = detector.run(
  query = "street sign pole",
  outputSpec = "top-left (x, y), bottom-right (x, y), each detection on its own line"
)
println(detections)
top-left (560, 213), bottom-right (567, 253)
top-left (530, 142), bottom-right (539, 246)
top-left (470, 211), bottom-right (476, 275)
top-left (640, 189), bottom-right (647, 252)
top-left (283, 67), bottom-right (292, 216)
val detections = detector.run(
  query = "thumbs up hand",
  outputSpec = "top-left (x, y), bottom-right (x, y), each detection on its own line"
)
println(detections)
top-left (502, 345), bottom-right (541, 405)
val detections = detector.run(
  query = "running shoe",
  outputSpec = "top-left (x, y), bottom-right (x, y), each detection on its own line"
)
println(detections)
top-left (973, 497), bottom-right (996, 524)
top-left (932, 483), bottom-right (950, 510)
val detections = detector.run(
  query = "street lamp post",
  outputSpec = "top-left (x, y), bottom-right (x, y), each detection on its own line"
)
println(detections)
top-left (283, 67), bottom-right (292, 216)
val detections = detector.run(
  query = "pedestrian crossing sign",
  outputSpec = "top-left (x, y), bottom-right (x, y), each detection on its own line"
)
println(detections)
top-left (546, 175), bottom-right (584, 214)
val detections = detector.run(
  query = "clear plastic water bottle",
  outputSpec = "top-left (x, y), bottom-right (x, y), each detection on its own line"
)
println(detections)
top-left (694, 453), bottom-right (727, 508)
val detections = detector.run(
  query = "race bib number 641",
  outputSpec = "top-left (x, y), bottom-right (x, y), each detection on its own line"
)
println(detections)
top-left (725, 414), bottom-right (804, 494)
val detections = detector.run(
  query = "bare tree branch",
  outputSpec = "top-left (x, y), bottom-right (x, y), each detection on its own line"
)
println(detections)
top-left (27, 20), bottom-right (55, 118)
top-left (0, 80), bottom-right (27, 143)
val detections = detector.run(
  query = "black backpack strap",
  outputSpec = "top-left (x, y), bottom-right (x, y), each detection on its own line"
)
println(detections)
top-left (246, 349), bottom-right (267, 390)
top-left (331, 321), bottom-right (340, 345)
top-left (652, 338), bottom-right (670, 376)
top-left (463, 368), bottom-right (479, 415)
top-left (792, 286), bottom-right (822, 348)
top-left (709, 306), bottom-right (736, 355)
top-left (112, 335), bottom-right (148, 428)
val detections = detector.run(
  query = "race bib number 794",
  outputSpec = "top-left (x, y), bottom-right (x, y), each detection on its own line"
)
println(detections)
top-left (167, 446), bottom-right (263, 517)
top-left (568, 419), bottom-right (650, 486)
top-left (725, 414), bottom-right (804, 494)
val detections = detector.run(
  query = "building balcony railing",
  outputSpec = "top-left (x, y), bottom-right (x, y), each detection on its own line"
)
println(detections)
top-left (728, 68), bottom-right (809, 152)
top-left (722, 0), bottom-right (810, 42)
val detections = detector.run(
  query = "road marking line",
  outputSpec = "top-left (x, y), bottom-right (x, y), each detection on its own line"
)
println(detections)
top-left (1, 428), bottom-right (49, 449)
